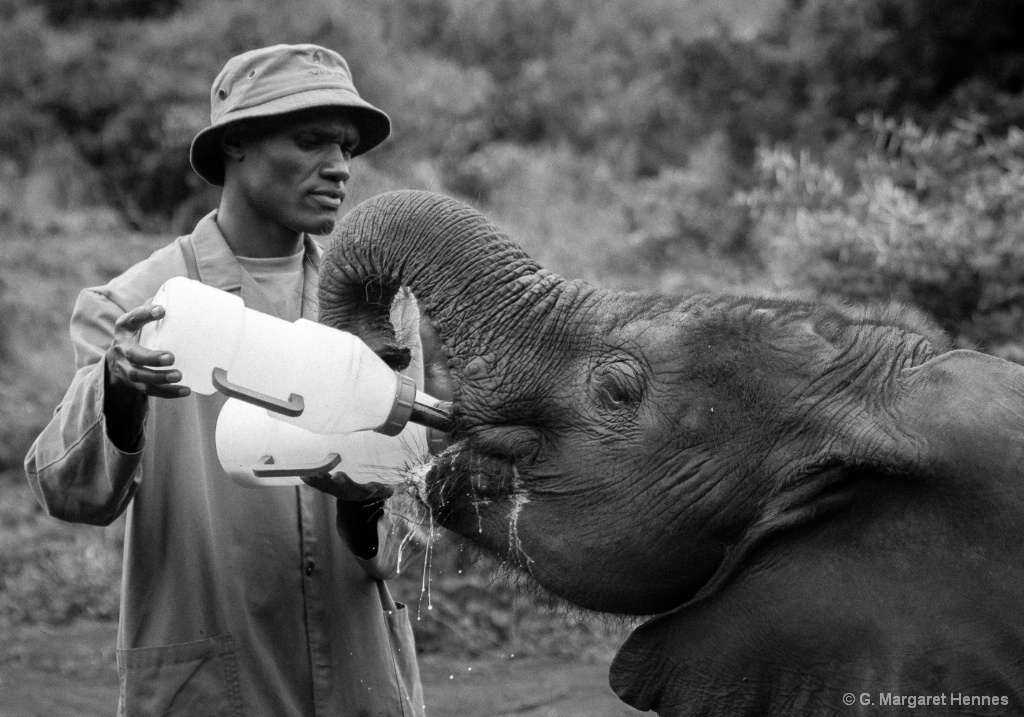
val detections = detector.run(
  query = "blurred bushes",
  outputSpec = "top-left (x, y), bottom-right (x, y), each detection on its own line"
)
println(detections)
top-left (0, 9), bottom-right (55, 169)
top-left (743, 114), bottom-right (1024, 354)
top-left (383, 0), bottom-right (798, 176)
top-left (1, 0), bottom-right (1022, 230)
top-left (0, 231), bottom-right (168, 472)
top-left (770, 0), bottom-right (1024, 132)
top-left (31, 0), bottom-right (180, 25)
top-left (0, 0), bottom-right (395, 226)
top-left (0, 479), bottom-right (121, 626)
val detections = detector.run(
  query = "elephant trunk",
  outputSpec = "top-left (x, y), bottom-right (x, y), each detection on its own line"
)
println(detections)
top-left (318, 190), bottom-right (575, 427)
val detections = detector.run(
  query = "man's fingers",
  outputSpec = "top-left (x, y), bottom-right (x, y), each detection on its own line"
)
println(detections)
top-left (115, 303), bottom-right (164, 333)
top-left (116, 363), bottom-right (189, 398)
top-left (123, 344), bottom-right (175, 368)
top-left (113, 372), bottom-right (189, 398)
top-left (301, 472), bottom-right (395, 501)
top-left (123, 366), bottom-right (182, 386)
top-left (145, 383), bottom-right (191, 399)
top-left (104, 304), bottom-right (189, 400)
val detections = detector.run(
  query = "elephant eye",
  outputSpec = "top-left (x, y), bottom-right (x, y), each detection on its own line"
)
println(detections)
top-left (591, 362), bottom-right (643, 412)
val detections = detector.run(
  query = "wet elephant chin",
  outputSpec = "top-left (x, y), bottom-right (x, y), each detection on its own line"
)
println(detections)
top-left (425, 453), bottom-right (726, 615)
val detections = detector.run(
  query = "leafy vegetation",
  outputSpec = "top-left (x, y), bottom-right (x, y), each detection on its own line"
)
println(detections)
top-left (4, 0), bottom-right (1020, 228)
top-left (768, 0), bottom-right (1024, 132)
top-left (0, 231), bottom-right (167, 470)
top-left (0, 479), bottom-right (120, 626)
top-left (743, 114), bottom-right (1024, 355)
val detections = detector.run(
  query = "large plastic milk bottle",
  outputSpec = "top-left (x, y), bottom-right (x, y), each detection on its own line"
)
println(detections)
top-left (139, 276), bottom-right (434, 436)
top-left (138, 277), bottom-right (247, 395)
top-left (215, 399), bottom-right (430, 488)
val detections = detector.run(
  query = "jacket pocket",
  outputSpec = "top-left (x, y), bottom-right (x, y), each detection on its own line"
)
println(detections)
top-left (383, 597), bottom-right (426, 717)
top-left (117, 634), bottom-right (243, 717)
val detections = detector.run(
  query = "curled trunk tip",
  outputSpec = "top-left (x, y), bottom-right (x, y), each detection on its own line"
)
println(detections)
top-left (318, 189), bottom-right (539, 370)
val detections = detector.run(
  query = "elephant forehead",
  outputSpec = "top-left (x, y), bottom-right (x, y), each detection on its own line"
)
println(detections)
top-left (586, 295), bottom-right (826, 376)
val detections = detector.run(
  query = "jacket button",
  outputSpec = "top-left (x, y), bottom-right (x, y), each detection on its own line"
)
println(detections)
top-left (305, 561), bottom-right (315, 576)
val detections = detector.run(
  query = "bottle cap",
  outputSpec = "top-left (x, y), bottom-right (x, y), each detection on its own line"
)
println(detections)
top-left (378, 372), bottom-right (416, 436)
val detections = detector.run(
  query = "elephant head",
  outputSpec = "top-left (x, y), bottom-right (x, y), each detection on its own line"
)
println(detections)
top-left (319, 190), bottom-right (1024, 715)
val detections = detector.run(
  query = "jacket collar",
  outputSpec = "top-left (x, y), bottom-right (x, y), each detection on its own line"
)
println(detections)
top-left (189, 210), bottom-right (322, 320)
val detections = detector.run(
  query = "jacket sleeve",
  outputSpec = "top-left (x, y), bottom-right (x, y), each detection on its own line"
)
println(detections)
top-left (23, 288), bottom-right (148, 526)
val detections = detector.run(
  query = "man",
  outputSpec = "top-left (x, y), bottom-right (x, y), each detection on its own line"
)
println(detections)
top-left (25, 44), bottom-right (425, 717)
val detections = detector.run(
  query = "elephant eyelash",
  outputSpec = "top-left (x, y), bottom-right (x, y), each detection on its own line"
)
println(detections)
top-left (597, 382), bottom-right (634, 408)
top-left (591, 362), bottom-right (644, 411)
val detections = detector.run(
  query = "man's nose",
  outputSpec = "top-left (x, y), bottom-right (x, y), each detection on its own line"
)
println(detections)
top-left (320, 145), bottom-right (350, 182)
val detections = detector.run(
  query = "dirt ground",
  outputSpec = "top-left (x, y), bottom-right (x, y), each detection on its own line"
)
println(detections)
top-left (0, 620), bottom-right (646, 717)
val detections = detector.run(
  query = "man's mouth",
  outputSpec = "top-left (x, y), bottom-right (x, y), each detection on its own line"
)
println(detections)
top-left (310, 189), bottom-right (344, 209)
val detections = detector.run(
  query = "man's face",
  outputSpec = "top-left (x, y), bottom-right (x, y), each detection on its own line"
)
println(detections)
top-left (233, 111), bottom-right (361, 237)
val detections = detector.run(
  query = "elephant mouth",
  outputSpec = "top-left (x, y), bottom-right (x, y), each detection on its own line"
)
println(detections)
top-left (418, 342), bottom-right (539, 524)
top-left (423, 444), bottom-right (542, 579)
top-left (424, 439), bottom-right (543, 560)
top-left (424, 447), bottom-right (522, 519)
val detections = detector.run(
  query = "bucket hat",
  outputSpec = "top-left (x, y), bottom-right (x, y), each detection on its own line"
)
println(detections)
top-left (190, 43), bottom-right (391, 186)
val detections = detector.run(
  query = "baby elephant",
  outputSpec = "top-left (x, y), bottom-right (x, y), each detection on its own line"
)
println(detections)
top-left (319, 190), bottom-right (1024, 717)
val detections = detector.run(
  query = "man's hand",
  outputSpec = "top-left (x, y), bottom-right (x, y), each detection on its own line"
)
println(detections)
top-left (103, 304), bottom-right (189, 451)
top-left (105, 304), bottom-right (190, 399)
top-left (303, 471), bottom-right (395, 561)
top-left (301, 471), bottom-right (393, 503)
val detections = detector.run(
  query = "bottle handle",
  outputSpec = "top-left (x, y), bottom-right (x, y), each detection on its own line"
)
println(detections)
top-left (252, 453), bottom-right (342, 478)
top-left (212, 367), bottom-right (305, 417)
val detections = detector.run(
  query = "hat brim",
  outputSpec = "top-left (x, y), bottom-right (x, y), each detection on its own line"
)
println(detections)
top-left (189, 88), bottom-right (391, 186)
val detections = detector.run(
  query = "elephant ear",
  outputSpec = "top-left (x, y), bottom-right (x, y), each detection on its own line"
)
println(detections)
top-left (609, 472), bottom-right (1024, 716)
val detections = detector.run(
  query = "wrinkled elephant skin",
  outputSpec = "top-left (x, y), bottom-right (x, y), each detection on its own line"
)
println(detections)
top-left (319, 191), bottom-right (1024, 716)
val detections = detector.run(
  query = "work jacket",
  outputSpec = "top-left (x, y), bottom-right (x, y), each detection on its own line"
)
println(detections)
top-left (24, 212), bottom-right (426, 717)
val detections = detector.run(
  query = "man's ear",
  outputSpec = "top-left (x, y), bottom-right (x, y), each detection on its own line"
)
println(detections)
top-left (220, 125), bottom-right (246, 161)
